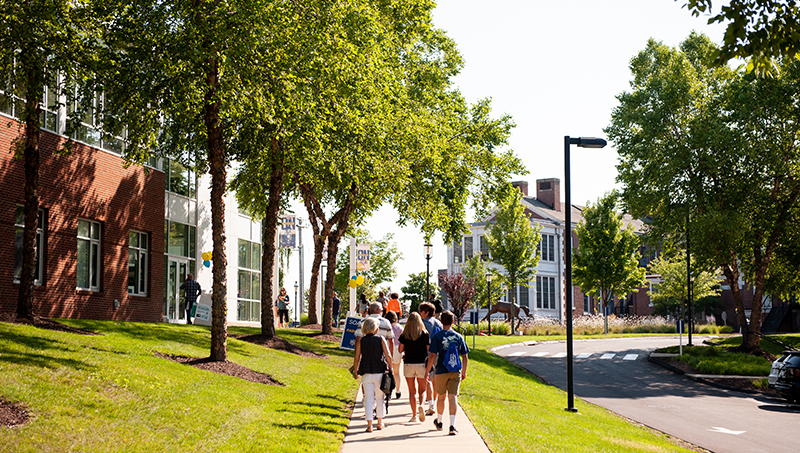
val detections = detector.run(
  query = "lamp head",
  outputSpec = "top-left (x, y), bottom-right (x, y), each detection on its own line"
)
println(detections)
top-left (571, 137), bottom-right (607, 148)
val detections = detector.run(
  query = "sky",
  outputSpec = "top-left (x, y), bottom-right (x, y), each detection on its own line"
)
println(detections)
top-left (285, 0), bottom-right (728, 301)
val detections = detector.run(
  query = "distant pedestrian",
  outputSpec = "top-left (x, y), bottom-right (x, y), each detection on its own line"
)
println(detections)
top-left (419, 301), bottom-right (442, 416)
top-left (276, 288), bottom-right (290, 328)
top-left (398, 312), bottom-right (430, 423)
top-left (429, 293), bottom-right (443, 318)
top-left (386, 292), bottom-right (402, 320)
top-left (356, 303), bottom-right (394, 351)
top-left (358, 293), bottom-right (369, 317)
top-left (180, 273), bottom-right (201, 325)
top-left (385, 310), bottom-right (403, 399)
top-left (376, 291), bottom-right (388, 315)
top-left (426, 310), bottom-right (469, 435)
top-left (332, 291), bottom-right (342, 328)
top-left (353, 317), bottom-right (394, 432)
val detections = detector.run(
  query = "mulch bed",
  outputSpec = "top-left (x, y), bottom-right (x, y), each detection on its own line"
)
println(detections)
top-left (0, 312), bottom-right (98, 335)
top-left (293, 324), bottom-right (341, 343)
top-left (154, 352), bottom-right (282, 386)
top-left (0, 401), bottom-right (29, 428)
top-left (231, 334), bottom-right (327, 358)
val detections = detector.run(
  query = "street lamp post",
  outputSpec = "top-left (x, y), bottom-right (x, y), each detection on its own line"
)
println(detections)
top-left (294, 281), bottom-right (299, 326)
top-left (425, 243), bottom-right (433, 302)
top-left (564, 136), bottom-right (607, 413)
top-left (486, 272), bottom-right (494, 336)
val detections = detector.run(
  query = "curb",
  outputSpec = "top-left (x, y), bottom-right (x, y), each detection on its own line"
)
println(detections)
top-left (647, 354), bottom-right (769, 396)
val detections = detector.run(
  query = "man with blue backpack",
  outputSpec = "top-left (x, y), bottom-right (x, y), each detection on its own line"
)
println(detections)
top-left (425, 310), bottom-right (469, 436)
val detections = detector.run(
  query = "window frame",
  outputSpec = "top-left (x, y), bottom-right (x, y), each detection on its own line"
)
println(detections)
top-left (536, 276), bottom-right (556, 310)
top-left (538, 233), bottom-right (556, 262)
top-left (128, 230), bottom-right (149, 296)
top-left (236, 239), bottom-right (262, 322)
top-left (14, 206), bottom-right (45, 285)
top-left (77, 219), bottom-right (101, 292)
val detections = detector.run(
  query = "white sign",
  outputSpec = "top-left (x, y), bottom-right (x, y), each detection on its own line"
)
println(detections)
top-left (356, 243), bottom-right (371, 272)
top-left (194, 304), bottom-right (211, 322)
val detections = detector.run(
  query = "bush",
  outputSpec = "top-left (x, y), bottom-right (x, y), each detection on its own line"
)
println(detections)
top-left (300, 313), bottom-right (309, 326)
top-left (720, 325), bottom-right (735, 334)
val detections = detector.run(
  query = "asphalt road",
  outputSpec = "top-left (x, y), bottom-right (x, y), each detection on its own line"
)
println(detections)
top-left (495, 337), bottom-right (800, 453)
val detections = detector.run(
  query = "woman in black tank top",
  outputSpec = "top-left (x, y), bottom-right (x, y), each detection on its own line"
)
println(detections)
top-left (353, 317), bottom-right (393, 432)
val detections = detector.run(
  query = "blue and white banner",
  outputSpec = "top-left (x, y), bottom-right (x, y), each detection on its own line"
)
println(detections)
top-left (280, 215), bottom-right (296, 249)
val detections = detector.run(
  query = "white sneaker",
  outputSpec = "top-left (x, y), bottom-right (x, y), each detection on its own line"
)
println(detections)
top-left (408, 415), bottom-right (417, 423)
top-left (417, 406), bottom-right (426, 422)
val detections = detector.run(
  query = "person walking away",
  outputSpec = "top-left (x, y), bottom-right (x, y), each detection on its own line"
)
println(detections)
top-left (358, 293), bottom-right (370, 318)
top-left (385, 311), bottom-right (404, 399)
top-left (429, 293), bottom-right (443, 319)
top-left (353, 317), bottom-right (394, 432)
top-left (376, 291), bottom-right (388, 315)
top-left (386, 292), bottom-right (402, 320)
top-left (332, 291), bottom-right (342, 328)
top-left (419, 302), bottom-right (442, 416)
top-left (398, 312), bottom-right (430, 422)
top-left (356, 302), bottom-right (394, 352)
top-left (180, 273), bottom-right (201, 324)
top-left (276, 287), bottom-right (290, 328)
top-left (426, 310), bottom-right (469, 435)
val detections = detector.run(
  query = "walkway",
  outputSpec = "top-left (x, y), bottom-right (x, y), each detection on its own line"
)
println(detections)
top-left (341, 375), bottom-right (491, 453)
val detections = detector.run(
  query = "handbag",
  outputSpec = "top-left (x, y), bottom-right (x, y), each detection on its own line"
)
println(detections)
top-left (380, 367), bottom-right (395, 395)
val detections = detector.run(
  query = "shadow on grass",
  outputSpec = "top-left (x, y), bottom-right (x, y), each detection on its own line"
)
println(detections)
top-left (0, 330), bottom-right (97, 371)
top-left (0, 350), bottom-right (97, 371)
top-left (273, 421), bottom-right (345, 434)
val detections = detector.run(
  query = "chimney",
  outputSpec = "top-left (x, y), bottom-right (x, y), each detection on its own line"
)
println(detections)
top-left (536, 178), bottom-right (561, 211)
top-left (511, 181), bottom-right (528, 197)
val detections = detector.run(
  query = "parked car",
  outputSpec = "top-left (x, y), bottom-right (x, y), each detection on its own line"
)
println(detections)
top-left (771, 351), bottom-right (800, 403)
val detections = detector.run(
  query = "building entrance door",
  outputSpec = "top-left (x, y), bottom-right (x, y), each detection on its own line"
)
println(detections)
top-left (164, 258), bottom-right (189, 322)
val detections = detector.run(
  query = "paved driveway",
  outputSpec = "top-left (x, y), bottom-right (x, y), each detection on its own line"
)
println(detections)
top-left (496, 337), bottom-right (800, 453)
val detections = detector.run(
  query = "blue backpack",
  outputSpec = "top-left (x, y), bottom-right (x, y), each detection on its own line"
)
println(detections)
top-left (443, 338), bottom-right (462, 372)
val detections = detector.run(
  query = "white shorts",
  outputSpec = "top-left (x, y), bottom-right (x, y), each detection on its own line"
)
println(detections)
top-left (404, 363), bottom-right (427, 378)
top-left (392, 344), bottom-right (402, 364)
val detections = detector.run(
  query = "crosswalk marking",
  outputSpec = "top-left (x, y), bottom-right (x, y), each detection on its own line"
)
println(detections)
top-left (600, 353), bottom-right (616, 359)
top-left (552, 352), bottom-right (567, 358)
top-left (533, 352), bottom-right (549, 357)
top-left (623, 354), bottom-right (639, 361)
top-left (576, 353), bottom-right (592, 359)
top-left (508, 351), bottom-right (526, 357)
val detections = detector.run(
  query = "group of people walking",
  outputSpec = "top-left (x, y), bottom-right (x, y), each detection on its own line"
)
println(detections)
top-left (352, 296), bottom-right (469, 435)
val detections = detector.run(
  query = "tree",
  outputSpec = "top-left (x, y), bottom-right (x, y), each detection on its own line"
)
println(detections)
top-left (606, 33), bottom-right (800, 352)
top-left (334, 233), bottom-right (401, 298)
top-left (439, 272), bottom-right (475, 326)
top-left (648, 252), bottom-right (722, 318)
top-left (485, 190), bottom-right (541, 334)
top-left (461, 254), bottom-right (497, 308)
top-left (683, 0), bottom-right (800, 73)
top-left (572, 192), bottom-right (647, 334)
top-left (1, 0), bottom-right (100, 320)
top-left (401, 271), bottom-right (441, 314)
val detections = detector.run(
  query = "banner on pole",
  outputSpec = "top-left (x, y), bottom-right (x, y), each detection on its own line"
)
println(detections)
top-left (280, 215), bottom-right (296, 249)
top-left (356, 243), bottom-right (371, 272)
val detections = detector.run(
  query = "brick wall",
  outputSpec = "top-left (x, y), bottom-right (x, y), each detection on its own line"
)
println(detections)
top-left (0, 120), bottom-right (165, 322)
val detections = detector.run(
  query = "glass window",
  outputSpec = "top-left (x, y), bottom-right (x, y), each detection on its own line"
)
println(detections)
top-left (14, 206), bottom-right (45, 284)
top-left (452, 238), bottom-right (461, 264)
top-left (165, 158), bottom-right (197, 198)
top-left (518, 284), bottom-right (529, 307)
top-left (464, 236), bottom-right (473, 261)
top-left (77, 219), bottom-right (101, 291)
top-left (128, 231), bottom-right (148, 296)
top-left (166, 221), bottom-right (196, 258)
top-left (237, 239), bottom-right (262, 322)
top-left (479, 235), bottom-right (490, 259)
top-left (536, 276), bottom-right (556, 310)
top-left (538, 234), bottom-right (556, 262)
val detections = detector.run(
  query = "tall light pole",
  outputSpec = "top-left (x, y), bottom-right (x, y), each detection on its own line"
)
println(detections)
top-left (425, 243), bottom-right (433, 302)
top-left (486, 272), bottom-right (494, 336)
top-left (293, 280), bottom-right (299, 325)
top-left (564, 136), bottom-right (607, 413)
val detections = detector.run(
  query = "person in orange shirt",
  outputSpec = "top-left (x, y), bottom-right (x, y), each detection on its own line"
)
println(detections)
top-left (386, 292), bottom-right (402, 320)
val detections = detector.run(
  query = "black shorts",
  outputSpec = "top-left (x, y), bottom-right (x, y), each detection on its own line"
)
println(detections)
top-left (278, 309), bottom-right (289, 323)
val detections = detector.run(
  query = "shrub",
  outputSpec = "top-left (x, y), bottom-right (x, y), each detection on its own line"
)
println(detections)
top-left (720, 325), bottom-right (735, 333)
top-left (300, 313), bottom-right (309, 326)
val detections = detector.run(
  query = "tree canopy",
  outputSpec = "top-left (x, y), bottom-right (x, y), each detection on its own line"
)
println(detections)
top-left (401, 271), bottom-right (440, 314)
top-left (485, 190), bottom-right (541, 333)
top-left (648, 252), bottom-right (722, 318)
top-left (334, 233), bottom-right (401, 298)
top-left (571, 192), bottom-right (646, 324)
top-left (606, 32), bottom-right (800, 352)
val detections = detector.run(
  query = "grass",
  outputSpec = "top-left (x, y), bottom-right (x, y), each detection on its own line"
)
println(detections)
top-left (0, 320), bottom-right (357, 453)
top-left (656, 334), bottom-right (800, 376)
top-left (459, 346), bottom-right (694, 452)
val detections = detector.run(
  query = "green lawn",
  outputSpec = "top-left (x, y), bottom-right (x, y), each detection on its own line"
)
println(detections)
top-left (460, 347), bottom-right (693, 453)
top-left (0, 320), bottom-right (357, 453)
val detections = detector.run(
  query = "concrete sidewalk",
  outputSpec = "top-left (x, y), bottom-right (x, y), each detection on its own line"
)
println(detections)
top-left (341, 375), bottom-right (491, 453)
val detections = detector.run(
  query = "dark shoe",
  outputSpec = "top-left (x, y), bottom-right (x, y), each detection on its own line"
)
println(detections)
top-left (449, 425), bottom-right (458, 436)
top-left (187, 321), bottom-right (192, 325)
top-left (433, 419), bottom-right (443, 431)
top-left (395, 392), bottom-right (401, 399)
top-left (425, 407), bottom-right (435, 416)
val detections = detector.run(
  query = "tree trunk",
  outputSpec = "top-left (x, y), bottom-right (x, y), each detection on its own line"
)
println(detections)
top-left (722, 261), bottom-right (755, 351)
top-left (260, 137), bottom-right (283, 337)
top-left (322, 234), bottom-right (343, 335)
top-left (16, 61), bottom-right (43, 321)
top-left (305, 233), bottom-right (325, 326)
top-left (204, 53), bottom-right (228, 362)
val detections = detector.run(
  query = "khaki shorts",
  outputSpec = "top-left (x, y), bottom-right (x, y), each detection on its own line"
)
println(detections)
top-left (433, 371), bottom-right (461, 395)
top-left (403, 363), bottom-right (426, 378)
